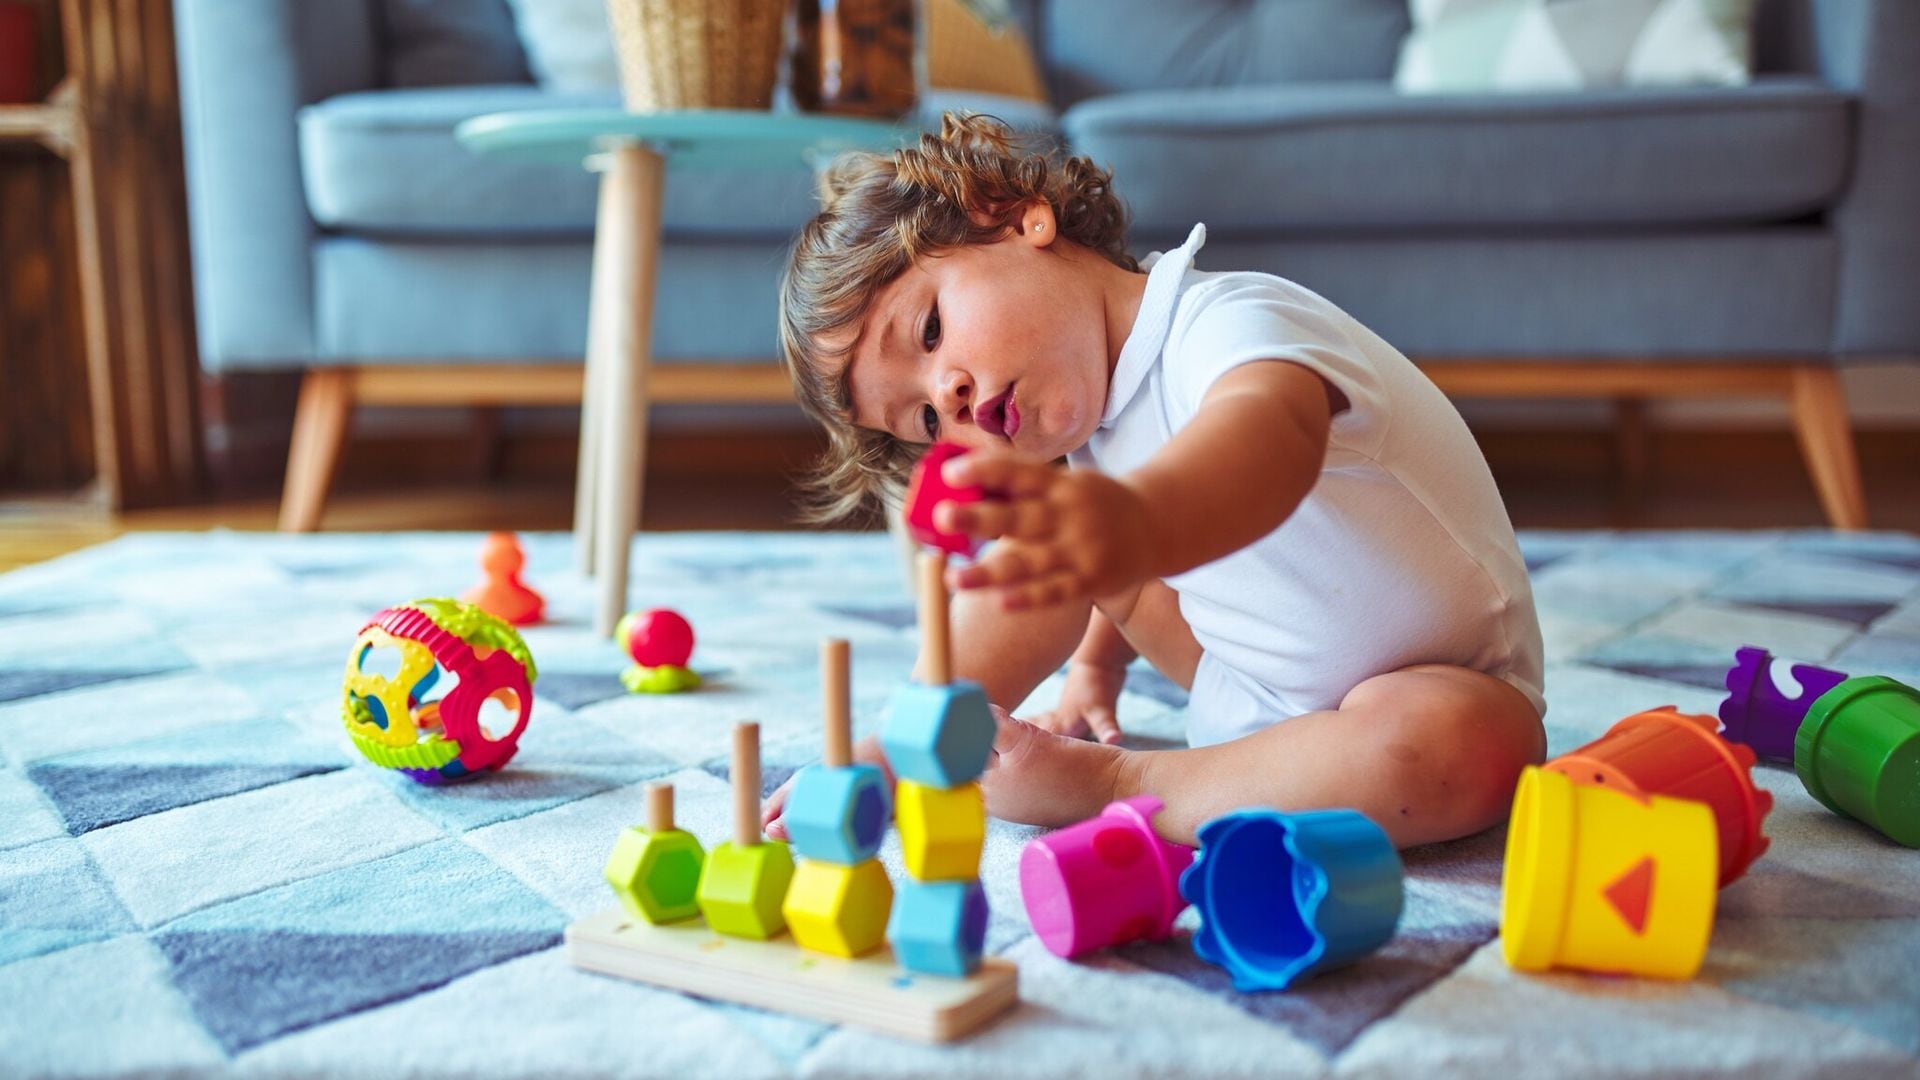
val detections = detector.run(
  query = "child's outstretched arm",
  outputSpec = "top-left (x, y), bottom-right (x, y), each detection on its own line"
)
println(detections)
top-left (942, 360), bottom-right (1338, 609)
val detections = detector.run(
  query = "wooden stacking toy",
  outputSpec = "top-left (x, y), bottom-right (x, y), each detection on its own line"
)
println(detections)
top-left (1546, 706), bottom-right (1772, 886)
top-left (884, 552), bottom-right (994, 976)
top-left (1181, 808), bottom-right (1402, 992)
top-left (1501, 765), bottom-right (1718, 980)
top-left (461, 531), bottom-right (544, 626)
top-left (1794, 675), bottom-right (1920, 847)
top-left (1019, 795), bottom-right (1193, 959)
top-left (1719, 645), bottom-right (1848, 763)
top-left (694, 722), bottom-right (795, 939)
top-left (604, 783), bottom-right (706, 924)
top-left (903, 442), bottom-right (986, 558)
top-left (565, 643), bottom-right (1019, 1041)
top-left (783, 639), bottom-right (895, 957)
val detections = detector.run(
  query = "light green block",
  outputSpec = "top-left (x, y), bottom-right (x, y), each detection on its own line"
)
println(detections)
top-left (604, 826), bottom-right (706, 924)
top-left (696, 840), bottom-right (795, 940)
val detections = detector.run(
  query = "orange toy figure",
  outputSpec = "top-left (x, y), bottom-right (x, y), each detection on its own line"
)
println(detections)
top-left (462, 532), bottom-right (545, 626)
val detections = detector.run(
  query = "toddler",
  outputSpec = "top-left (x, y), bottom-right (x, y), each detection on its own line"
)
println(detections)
top-left (765, 113), bottom-right (1545, 848)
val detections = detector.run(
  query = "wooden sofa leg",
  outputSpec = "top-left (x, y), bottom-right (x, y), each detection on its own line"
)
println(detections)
top-left (1788, 365), bottom-right (1869, 530)
top-left (278, 369), bottom-right (355, 533)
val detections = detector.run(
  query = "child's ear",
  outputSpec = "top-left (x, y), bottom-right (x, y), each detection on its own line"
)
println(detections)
top-left (1018, 202), bottom-right (1058, 247)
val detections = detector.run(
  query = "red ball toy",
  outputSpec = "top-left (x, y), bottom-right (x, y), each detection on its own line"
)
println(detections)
top-left (618, 609), bottom-right (695, 669)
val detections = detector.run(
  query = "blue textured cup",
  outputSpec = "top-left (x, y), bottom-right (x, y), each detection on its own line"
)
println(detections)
top-left (1181, 808), bottom-right (1403, 992)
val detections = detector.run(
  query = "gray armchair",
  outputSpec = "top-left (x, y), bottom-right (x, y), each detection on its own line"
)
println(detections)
top-left (173, 0), bottom-right (1916, 530)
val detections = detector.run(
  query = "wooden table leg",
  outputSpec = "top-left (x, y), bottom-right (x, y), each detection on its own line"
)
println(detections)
top-left (576, 163), bottom-right (620, 577)
top-left (593, 146), bottom-right (666, 637)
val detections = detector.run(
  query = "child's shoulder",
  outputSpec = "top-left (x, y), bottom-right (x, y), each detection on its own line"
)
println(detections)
top-left (1166, 267), bottom-right (1370, 363)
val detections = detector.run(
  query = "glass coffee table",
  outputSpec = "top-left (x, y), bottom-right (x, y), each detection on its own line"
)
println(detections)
top-left (457, 109), bottom-right (904, 636)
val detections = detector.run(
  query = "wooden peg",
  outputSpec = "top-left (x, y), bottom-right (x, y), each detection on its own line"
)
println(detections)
top-left (917, 551), bottom-right (951, 685)
top-left (733, 721), bottom-right (761, 848)
top-left (646, 782), bottom-right (674, 833)
top-left (822, 638), bottom-right (852, 768)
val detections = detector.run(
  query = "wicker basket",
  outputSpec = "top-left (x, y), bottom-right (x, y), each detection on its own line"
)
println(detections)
top-left (606, 0), bottom-right (787, 111)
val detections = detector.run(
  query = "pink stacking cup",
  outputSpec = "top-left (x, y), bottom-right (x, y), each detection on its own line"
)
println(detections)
top-left (1019, 795), bottom-right (1195, 958)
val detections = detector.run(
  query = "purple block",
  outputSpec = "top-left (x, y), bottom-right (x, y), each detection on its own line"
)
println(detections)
top-left (1719, 645), bottom-right (1848, 763)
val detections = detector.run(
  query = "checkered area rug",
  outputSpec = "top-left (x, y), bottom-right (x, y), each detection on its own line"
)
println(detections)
top-left (2, 530), bottom-right (1918, 1079)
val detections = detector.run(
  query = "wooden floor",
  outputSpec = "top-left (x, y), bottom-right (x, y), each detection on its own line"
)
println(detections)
top-left (2, 427), bottom-right (1916, 575)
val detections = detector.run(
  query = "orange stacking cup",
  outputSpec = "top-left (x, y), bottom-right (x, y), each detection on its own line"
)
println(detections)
top-left (1545, 707), bottom-right (1772, 887)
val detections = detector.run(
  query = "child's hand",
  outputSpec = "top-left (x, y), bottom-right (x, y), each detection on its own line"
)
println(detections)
top-left (762, 734), bottom-right (891, 841)
top-left (937, 453), bottom-right (1155, 610)
top-left (1029, 660), bottom-right (1127, 745)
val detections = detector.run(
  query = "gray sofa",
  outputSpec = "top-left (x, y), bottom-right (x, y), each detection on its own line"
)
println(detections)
top-left (173, 0), bottom-right (1917, 530)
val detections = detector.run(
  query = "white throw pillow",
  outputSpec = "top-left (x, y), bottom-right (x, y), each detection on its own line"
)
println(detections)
top-left (503, 0), bottom-right (620, 91)
top-left (1396, 0), bottom-right (1758, 94)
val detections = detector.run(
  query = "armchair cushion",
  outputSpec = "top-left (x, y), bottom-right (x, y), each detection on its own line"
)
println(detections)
top-left (1065, 76), bottom-right (1850, 233)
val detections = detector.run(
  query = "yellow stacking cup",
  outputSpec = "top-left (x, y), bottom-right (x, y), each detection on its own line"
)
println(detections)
top-left (1501, 766), bottom-right (1719, 979)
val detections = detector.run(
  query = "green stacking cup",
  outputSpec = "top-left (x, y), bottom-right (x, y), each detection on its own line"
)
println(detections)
top-left (1794, 676), bottom-right (1920, 847)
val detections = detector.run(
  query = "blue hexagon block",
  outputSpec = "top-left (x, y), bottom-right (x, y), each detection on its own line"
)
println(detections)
top-left (881, 681), bottom-right (994, 789)
top-left (889, 878), bottom-right (988, 977)
top-left (785, 763), bottom-right (891, 864)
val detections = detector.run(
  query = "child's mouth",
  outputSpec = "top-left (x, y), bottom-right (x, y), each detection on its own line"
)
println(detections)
top-left (980, 384), bottom-right (1020, 441)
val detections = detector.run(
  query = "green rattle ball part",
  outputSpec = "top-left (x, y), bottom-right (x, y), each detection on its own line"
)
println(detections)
top-left (621, 664), bottom-right (702, 694)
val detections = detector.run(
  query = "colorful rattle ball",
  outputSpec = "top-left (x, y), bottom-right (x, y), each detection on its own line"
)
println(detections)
top-left (616, 608), bottom-right (700, 694)
top-left (341, 597), bottom-right (538, 784)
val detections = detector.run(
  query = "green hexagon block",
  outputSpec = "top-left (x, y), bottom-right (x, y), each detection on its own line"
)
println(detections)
top-left (696, 840), bottom-right (795, 939)
top-left (604, 826), bottom-right (706, 924)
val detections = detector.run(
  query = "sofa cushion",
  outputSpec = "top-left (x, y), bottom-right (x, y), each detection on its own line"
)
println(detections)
top-left (1395, 0), bottom-right (1759, 94)
top-left (1064, 76), bottom-right (1850, 232)
top-left (1040, 0), bottom-right (1410, 105)
top-left (300, 85), bottom-right (1059, 238)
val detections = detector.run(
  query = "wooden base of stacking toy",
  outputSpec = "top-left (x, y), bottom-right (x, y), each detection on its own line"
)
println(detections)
top-left (565, 907), bottom-right (1019, 1042)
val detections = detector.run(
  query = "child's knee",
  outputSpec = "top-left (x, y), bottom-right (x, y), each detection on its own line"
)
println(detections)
top-left (1346, 667), bottom-right (1541, 834)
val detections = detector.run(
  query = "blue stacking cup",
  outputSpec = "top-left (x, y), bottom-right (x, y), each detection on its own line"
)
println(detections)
top-left (1180, 808), bottom-right (1403, 991)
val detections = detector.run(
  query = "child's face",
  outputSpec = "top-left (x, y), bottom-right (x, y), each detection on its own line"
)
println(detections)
top-left (830, 213), bottom-right (1118, 461)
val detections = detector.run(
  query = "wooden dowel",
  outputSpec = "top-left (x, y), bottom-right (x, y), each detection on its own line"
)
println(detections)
top-left (732, 721), bottom-right (761, 848)
top-left (822, 638), bottom-right (851, 768)
top-left (917, 552), bottom-right (951, 685)
top-left (646, 782), bottom-right (673, 833)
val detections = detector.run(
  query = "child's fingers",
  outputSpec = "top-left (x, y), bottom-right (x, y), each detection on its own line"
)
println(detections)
top-left (1028, 708), bottom-right (1089, 739)
top-left (936, 494), bottom-right (1054, 541)
top-left (951, 543), bottom-right (1066, 590)
top-left (1086, 706), bottom-right (1123, 745)
top-left (944, 453), bottom-right (1053, 496)
top-left (1001, 570), bottom-right (1085, 612)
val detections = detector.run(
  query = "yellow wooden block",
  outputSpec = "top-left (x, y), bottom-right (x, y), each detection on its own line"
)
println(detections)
top-left (783, 859), bottom-right (894, 957)
top-left (896, 780), bottom-right (984, 881)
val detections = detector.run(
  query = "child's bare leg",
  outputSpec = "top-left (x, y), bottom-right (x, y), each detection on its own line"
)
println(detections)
top-left (1122, 666), bottom-right (1544, 846)
top-left (986, 666), bottom-right (1542, 847)
top-left (981, 582), bottom-right (1545, 847)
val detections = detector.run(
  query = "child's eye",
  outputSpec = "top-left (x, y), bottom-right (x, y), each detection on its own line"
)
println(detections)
top-left (921, 305), bottom-right (941, 351)
top-left (921, 403), bottom-right (940, 441)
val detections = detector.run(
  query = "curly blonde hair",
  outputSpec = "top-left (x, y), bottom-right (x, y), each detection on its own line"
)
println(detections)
top-left (778, 111), bottom-right (1135, 524)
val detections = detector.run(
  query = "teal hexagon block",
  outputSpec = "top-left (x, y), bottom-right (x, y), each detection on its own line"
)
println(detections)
top-left (881, 681), bottom-right (994, 789)
top-left (889, 878), bottom-right (988, 977)
top-left (786, 763), bottom-right (891, 864)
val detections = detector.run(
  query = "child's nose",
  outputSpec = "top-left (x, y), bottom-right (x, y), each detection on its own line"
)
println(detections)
top-left (938, 371), bottom-right (974, 424)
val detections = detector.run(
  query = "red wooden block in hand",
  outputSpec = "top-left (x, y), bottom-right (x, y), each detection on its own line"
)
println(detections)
top-left (904, 443), bottom-right (986, 557)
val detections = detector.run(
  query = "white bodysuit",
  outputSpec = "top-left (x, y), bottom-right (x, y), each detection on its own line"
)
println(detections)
top-left (1068, 224), bottom-right (1546, 747)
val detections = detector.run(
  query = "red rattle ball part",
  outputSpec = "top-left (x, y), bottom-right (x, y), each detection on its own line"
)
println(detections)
top-left (904, 442), bottom-right (987, 557)
top-left (621, 609), bottom-right (695, 669)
